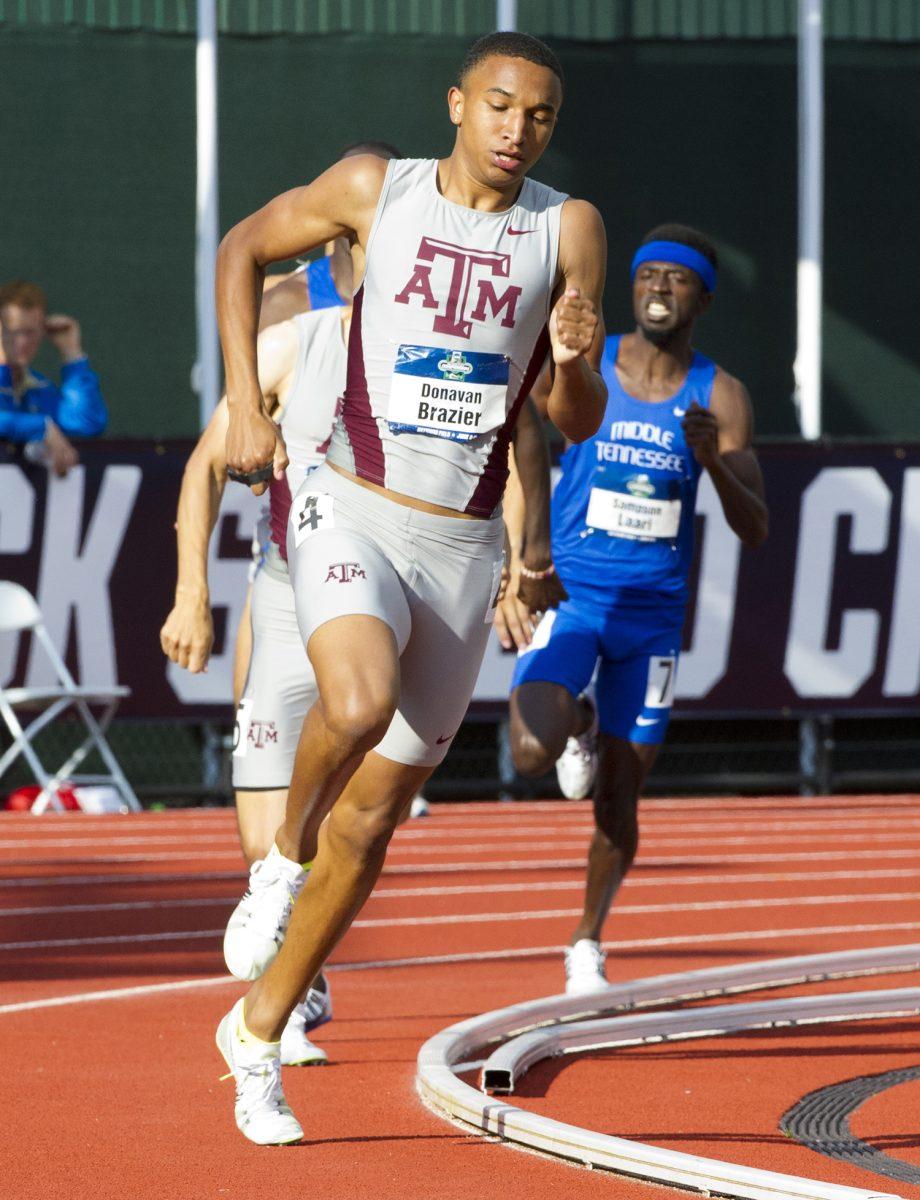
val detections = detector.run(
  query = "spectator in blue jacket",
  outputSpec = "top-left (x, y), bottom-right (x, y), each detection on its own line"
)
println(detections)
top-left (0, 279), bottom-right (107, 475)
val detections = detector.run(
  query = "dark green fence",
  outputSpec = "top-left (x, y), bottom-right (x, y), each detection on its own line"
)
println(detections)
top-left (3, 16), bottom-right (919, 438)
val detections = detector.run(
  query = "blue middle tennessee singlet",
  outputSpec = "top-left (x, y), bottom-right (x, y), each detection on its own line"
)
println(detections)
top-left (306, 256), bottom-right (345, 309)
top-left (551, 333), bottom-right (716, 611)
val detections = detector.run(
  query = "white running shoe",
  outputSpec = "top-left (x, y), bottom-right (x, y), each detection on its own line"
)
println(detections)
top-left (280, 1002), bottom-right (328, 1067)
top-left (302, 973), bottom-right (333, 1034)
top-left (216, 998), bottom-right (303, 1145)
top-left (409, 794), bottom-right (430, 819)
top-left (564, 938), bottom-right (608, 995)
top-left (555, 697), bottom-right (598, 800)
top-left (224, 844), bottom-right (308, 982)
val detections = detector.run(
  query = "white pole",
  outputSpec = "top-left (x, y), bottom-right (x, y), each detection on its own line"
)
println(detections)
top-left (794, 0), bottom-right (824, 440)
top-left (195, 0), bottom-right (220, 429)
top-left (496, 0), bottom-right (517, 32)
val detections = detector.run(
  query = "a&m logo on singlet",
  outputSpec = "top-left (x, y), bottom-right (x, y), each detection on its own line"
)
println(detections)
top-left (394, 236), bottom-right (522, 339)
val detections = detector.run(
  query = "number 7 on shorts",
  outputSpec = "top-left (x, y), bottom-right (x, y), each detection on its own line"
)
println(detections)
top-left (644, 655), bottom-right (676, 709)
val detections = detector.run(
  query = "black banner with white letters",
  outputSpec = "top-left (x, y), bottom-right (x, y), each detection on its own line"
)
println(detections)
top-left (2, 440), bottom-right (919, 718)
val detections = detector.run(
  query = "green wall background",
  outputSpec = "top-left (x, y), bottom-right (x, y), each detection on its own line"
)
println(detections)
top-left (3, 28), bottom-right (918, 438)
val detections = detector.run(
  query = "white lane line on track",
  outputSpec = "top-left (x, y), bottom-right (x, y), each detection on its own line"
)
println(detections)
top-left (333, 921), bottom-right (920, 972)
top-left (8, 823), bottom-right (920, 852)
top-left (0, 870), bottom-right (246, 889)
top-left (353, 891), bottom-right (920, 928)
top-left (0, 929), bottom-right (223, 949)
top-left (5, 920), bottom-right (920, 1014)
top-left (6, 830), bottom-right (920, 866)
top-left (0, 975), bottom-right (236, 1014)
top-left (1, 796), bottom-right (909, 824)
top-left (5, 844), bottom-right (920, 875)
top-left (7, 890), bottom-right (920, 948)
top-left (0, 897), bottom-right (235, 917)
top-left (7, 868), bottom-right (920, 916)
top-left (372, 867), bottom-right (920, 898)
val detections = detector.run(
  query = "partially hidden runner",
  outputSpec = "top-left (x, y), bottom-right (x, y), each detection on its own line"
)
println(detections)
top-left (498, 223), bottom-right (769, 994)
top-left (215, 31), bottom-right (607, 1144)
top-left (160, 291), bottom-right (356, 1065)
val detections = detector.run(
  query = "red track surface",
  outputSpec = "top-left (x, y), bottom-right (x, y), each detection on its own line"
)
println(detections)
top-left (3, 795), bottom-right (920, 1199)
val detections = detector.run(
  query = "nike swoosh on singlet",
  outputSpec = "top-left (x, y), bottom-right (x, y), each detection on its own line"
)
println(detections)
top-left (507, 227), bottom-right (537, 236)
top-left (673, 407), bottom-right (686, 417)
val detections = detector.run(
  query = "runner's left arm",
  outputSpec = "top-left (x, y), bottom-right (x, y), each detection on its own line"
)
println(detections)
top-left (682, 371), bottom-right (769, 548)
top-left (495, 395), bottom-right (568, 649)
top-left (544, 199), bottom-right (607, 443)
top-left (511, 395), bottom-right (567, 613)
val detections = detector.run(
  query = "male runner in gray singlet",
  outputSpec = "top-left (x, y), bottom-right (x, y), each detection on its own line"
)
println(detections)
top-left (214, 31), bottom-right (607, 1145)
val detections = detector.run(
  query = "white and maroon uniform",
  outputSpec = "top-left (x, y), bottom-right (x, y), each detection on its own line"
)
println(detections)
top-left (233, 307), bottom-right (346, 789)
top-left (326, 157), bottom-right (565, 515)
top-left (288, 159), bottom-right (565, 767)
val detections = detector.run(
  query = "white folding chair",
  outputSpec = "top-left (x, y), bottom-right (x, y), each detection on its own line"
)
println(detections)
top-left (0, 582), bottom-right (140, 813)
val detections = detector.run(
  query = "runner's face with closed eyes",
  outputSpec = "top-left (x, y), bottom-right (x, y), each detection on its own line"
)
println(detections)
top-left (448, 55), bottom-right (562, 192)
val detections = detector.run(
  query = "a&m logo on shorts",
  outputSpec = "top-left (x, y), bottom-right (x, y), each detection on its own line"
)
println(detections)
top-left (248, 720), bottom-right (278, 749)
top-left (324, 562), bottom-right (366, 584)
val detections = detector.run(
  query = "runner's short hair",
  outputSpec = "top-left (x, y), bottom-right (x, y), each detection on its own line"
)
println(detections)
top-left (0, 279), bottom-right (47, 312)
top-left (459, 31), bottom-right (564, 92)
top-left (641, 224), bottom-right (718, 272)
top-left (338, 140), bottom-right (403, 160)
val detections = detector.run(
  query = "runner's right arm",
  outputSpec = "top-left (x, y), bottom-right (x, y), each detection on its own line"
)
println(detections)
top-left (217, 156), bottom-right (386, 490)
top-left (160, 321), bottom-right (299, 672)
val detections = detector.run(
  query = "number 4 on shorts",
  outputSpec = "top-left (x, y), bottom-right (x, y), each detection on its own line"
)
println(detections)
top-left (293, 492), bottom-right (335, 548)
top-left (644, 655), bottom-right (676, 709)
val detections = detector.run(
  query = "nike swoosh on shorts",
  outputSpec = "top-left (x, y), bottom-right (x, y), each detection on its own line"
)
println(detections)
top-left (635, 716), bottom-right (660, 726)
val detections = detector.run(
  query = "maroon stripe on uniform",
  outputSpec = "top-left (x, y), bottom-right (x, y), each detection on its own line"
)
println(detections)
top-left (465, 325), bottom-right (551, 518)
top-left (341, 285), bottom-right (385, 485)
top-left (269, 474), bottom-right (293, 562)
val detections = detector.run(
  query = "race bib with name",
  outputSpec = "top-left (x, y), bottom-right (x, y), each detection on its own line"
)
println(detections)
top-left (388, 345), bottom-right (509, 442)
top-left (586, 466), bottom-right (682, 542)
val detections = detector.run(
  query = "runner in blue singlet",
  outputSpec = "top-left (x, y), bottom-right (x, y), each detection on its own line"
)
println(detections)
top-left (503, 223), bottom-right (769, 994)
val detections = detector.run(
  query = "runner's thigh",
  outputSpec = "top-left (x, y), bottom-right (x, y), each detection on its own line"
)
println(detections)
top-left (375, 513), bottom-right (504, 767)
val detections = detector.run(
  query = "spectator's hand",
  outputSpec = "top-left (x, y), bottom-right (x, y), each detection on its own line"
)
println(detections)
top-left (160, 593), bottom-right (214, 673)
top-left (43, 420), bottom-right (79, 477)
top-left (45, 314), bottom-right (84, 363)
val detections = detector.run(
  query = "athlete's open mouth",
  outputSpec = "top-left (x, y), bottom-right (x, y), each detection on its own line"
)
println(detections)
top-left (645, 299), bottom-right (672, 322)
top-left (492, 150), bottom-right (524, 173)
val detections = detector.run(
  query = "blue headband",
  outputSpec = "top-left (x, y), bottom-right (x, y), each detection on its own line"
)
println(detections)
top-left (631, 240), bottom-right (717, 293)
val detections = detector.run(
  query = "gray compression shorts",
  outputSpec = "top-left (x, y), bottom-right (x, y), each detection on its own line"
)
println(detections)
top-left (287, 462), bottom-right (504, 768)
top-left (232, 546), bottom-right (315, 790)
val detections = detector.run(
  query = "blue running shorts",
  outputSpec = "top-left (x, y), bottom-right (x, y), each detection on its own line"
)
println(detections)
top-left (510, 596), bottom-right (684, 745)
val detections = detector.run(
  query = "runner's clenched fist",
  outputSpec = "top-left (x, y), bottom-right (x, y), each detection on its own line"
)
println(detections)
top-left (549, 287), bottom-right (598, 365)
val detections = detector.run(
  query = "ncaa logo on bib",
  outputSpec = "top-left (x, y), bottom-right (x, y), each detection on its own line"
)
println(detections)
top-left (437, 350), bottom-right (474, 381)
top-left (626, 474), bottom-right (656, 499)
